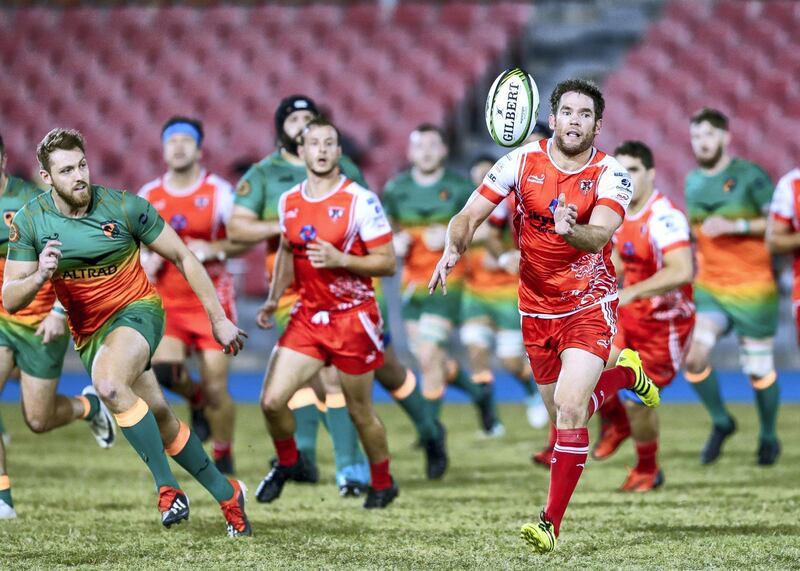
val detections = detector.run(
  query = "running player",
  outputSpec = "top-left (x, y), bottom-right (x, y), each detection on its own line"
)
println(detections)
top-left (254, 118), bottom-right (398, 508)
top-left (767, 167), bottom-right (800, 344)
top-left (139, 116), bottom-right (246, 474)
top-left (601, 141), bottom-right (695, 491)
top-left (230, 96), bottom-right (444, 485)
top-left (682, 108), bottom-right (780, 466)
top-left (462, 154), bottom-right (548, 429)
top-left (429, 80), bottom-right (660, 553)
top-left (383, 124), bottom-right (500, 437)
top-left (4, 128), bottom-right (251, 536)
top-left (0, 133), bottom-right (115, 520)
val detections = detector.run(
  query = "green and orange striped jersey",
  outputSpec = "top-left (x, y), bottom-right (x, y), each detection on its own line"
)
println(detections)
top-left (0, 175), bottom-right (57, 326)
top-left (8, 186), bottom-right (165, 348)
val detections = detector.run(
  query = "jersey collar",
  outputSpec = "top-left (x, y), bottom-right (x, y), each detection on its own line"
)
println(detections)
top-left (300, 175), bottom-right (349, 203)
top-left (545, 138), bottom-right (598, 175)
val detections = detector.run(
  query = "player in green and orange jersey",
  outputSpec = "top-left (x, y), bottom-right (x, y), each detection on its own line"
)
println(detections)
top-left (0, 132), bottom-right (117, 520)
top-left (3, 129), bottom-right (251, 536)
top-left (229, 96), bottom-right (445, 485)
top-left (682, 108), bottom-right (780, 466)
top-left (383, 124), bottom-right (500, 439)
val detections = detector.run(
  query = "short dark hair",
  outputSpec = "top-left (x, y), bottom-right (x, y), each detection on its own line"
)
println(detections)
top-left (549, 79), bottom-right (605, 121)
top-left (300, 116), bottom-right (341, 145)
top-left (614, 140), bottom-right (655, 169)
top-left (470, 153), bottom-right (496, 169)
top-left (36, 128), bottom-right (86, 171)
top-left (690, 107), bottom-right (729, 131)
top-left (412, 123), bottom-right (447, 144)
top-left (161, 115), bottom-right (204, 146)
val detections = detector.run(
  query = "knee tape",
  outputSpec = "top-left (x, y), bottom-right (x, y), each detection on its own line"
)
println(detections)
top-left (418, 314), bottom-right (452, 346)
top-left (740, 339), bottom-right (774, 378)
top-left (496, 329), bottom-right (524, 359)
top-left (459, 323), bottom-right (493, 349)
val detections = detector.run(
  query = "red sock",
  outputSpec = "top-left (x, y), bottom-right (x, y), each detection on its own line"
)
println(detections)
top-left (635, 439), bottom-right (658, 473)
top-left (599, 392), bottom-right (631, 431)
top-left (546, 423), bottom-right (557, 449)
top-left (587, 367), bottom-right (635, 418)
top-left (213, 440), bottom-right (232, 461)
top-left (274, 437), bottom-right (298, 466)
top-left (370, 459), bottom-right (392, 491)
top-left (545, 428), bottom-right (589, 537)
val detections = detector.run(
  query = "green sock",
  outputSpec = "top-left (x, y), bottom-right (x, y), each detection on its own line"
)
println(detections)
top-left (120, 410), bottom-right (180, 490)
top-left (170, 430), bottom-right (234, 502)
top-left (83, 393), bottom-right (100, 422)
top-left (395, 381), bottom-right (439, 442)
top-left (754, 382), bottom-right (780, 443)
top-left (689, 369), bottom-right (733, 429)
top-left (292, 404), bottom-right (321, 465)
top-left (325, 405), bottom-right (367, 475)
top-left (426, 397), bottom-right (443, 423)
top-left (449, 368), bottom-right (484, 402)
top-left (0, 487), bottom-right (12, 508)
top-left (0, 411), bottom-right (6, 435)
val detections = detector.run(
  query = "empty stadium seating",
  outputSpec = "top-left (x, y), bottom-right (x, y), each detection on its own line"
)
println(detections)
top-left (598, 0), bottom-right (800, 205)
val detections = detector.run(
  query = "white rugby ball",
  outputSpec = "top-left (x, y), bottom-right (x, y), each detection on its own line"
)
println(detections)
top-left (485, 68), bottom-right (540, 147)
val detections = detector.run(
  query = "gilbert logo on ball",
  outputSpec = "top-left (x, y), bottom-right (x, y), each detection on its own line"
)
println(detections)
top-left (485, 68), bottom-right (540, 147)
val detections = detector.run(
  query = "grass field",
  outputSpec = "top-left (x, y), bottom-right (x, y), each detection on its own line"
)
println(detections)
top-left (0, 402), bottom-right (798, 570)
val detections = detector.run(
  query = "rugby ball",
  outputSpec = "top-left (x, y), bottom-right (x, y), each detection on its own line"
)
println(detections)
top-left (485, 68), bottom-right (540, 147)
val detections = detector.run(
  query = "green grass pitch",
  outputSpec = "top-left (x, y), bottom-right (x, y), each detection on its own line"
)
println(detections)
top-left (0, 402), bottom-right (797, 570)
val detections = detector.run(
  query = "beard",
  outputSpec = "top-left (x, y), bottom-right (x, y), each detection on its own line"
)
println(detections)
top-left (53, 181), bottom-right (91, 208)
top-left (554, 131), bottom-right (594, 157)
top-left (695, 145), bottom-right (723, 169)
top-left (309, 162), bottom-right (339, 178)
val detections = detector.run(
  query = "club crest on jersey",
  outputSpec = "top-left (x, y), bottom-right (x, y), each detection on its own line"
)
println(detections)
top-left (579, 179), bottom-right (594, 194)
top-left (723, 178), bottom-right (736, 193)
top-left (328, 207), bottom-right (344, 221)
top-left (8, 223), bottom-right (19, 243)
top-left (548, 198), bottom-right (559, 215)
top-left (439, 189), bottom-right (450, 201)
top-left (623, 241), bottom-right (635, 256)
top-left (194, 196), bottom-right (210, 209)
top-left (236, 181), bottom-right (252, 197)
top-left (170, 214), bottom-right (188, 231)
top-left (300, 224), bottom-right (317, 241)
top-left (101, 220), bottom-right (121, 239)
top-left (3, 210), bottom-right (16, 227)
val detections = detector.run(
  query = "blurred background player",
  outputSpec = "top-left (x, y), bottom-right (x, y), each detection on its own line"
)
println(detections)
top-left (682, 108), bottom-right (781, 466)
top-left (600, 140), bottom-right (695, 491)
top-left (383, 124), bottom-right (500, 438)
top-left (0, 132), bottom-right (116, 519)
top-left (462, 153), bottom-right (548, 430)
top-left (139, 116), bottom-right (246, 475)
top-left (229, 96), bottom-right (443, 488)
top-left (767, 167), bottom-right (800, 345)
top-left (255, 118), bottom-right (398, 508)
top-left (4, 128), bottom-right (250, 535)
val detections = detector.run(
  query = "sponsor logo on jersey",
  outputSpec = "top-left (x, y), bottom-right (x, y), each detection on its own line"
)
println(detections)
top-left (528, 206), bottom-right (556, 234)
top-left (439, 189), bottom-right (450, 201)
top-left (300, 224), bottom-right (317, 241)
top-left (8, 223), bottom-right (19, 242)
top-left (285, 207), bottom-right (299, 219)
top-left (236, 181), bottom-right (251, 197)
top-left (61, 265), bottom-right (118, 280)
top-left (527, 174), bottom-right (545, 185)
top-left (579, 179), bottom-right (594, 194)
top-left (620, 178), bottom-right (631, 188)
top-left (3, 210), bottom-right (16, 227)
top-left (101, 220), bottom-right (121, 239)
top-left (152, 200), bottom-right (166, 210)
top-left (623, 240), bottom-right (635, 256)
top-left (195, 196), bottom-right (210, 208)
top-left (170, 213), bottom-right (188, 231)
top-left (723, 177), bottom-right (736, 193)
top-left (328, 207), bottom-right (344, 221)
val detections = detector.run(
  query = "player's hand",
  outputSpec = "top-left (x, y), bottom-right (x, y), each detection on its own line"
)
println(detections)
top-left (428, 245), bottom-right (461, 295)
top-left (307, 239), bottom-right (345, 269)
top-left (701, 215), bottom-right (737, 238)
top-left (37, 240), bottom-right (62, 282)
top-left (554, 193), bottom-right (578, 236)
top-left (422, 224), bottom-right (448, 251)
top-left (211, 318), bottom-right (247, 356)
top-left (256, 298), bottom-right (279, 329)
top-left (393, 231), bottom-right (412, 258)
top-left (34, 311), bottom-right (67, 344)
top-left (618, 287), bottom-right (636, 307)
top-left (187, 239), bottom-right (215, 263)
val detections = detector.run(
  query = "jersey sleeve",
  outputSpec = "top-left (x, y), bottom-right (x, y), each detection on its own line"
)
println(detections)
top-left (340, 156), bottom-right (369, 189)
top-left (6, 210), bottom-right (38, 262)
top-left (596, 159), bottom-right (633, 218)
top-left (769, 171), bottom-right (797, 223)
top-left (747, 163), bottom-right (775, 215)
top-left (212, 177), bottom-right (236, 225)
top-left (233, 166), bottom-right (266, 216)
top-left (355, 190), bottom-right (393, 248)
top-left (123, 191), bottom-right (166, 245)
top-left (650, 207), bottom-right (691, 254)
top-left (277, 191), bottom-right (289, 235)
top-left (477, 150), bottom-right (520, 205)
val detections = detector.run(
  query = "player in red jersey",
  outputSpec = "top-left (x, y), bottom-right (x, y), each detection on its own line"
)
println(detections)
top-left (767, 167), bottom-right (800, 339)
top-left (139, 117), bottom-right (246, 474)
top-left (593, 141), bottom-right (695, 491)
top-left (255, 118), bottom-right (398, 508)
top-left (430, 80), bottom-right (661, 552)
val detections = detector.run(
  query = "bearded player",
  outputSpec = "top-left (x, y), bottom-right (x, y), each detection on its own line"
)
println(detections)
top-left (682, 108), bottom-right (780, 465)
top-left (139, 116), bottom-right (247, 474)
top-left (430, 80), bottom-right (660, 553)
top-left (255, 118), bottom-right (398, 508)
top-left (0, 132), bottom-right (115, 520)
top-left (4, 129), bottom-right (251, 536)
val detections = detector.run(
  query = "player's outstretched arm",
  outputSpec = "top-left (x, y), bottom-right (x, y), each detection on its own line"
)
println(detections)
top-left (227, 205), bottom-right (282, 245)
top-left (428, 191), bottom-right (497, 295)
top-left (147, 224), bottom-right (247, 355)
top-left (618, 246), bottom-right (693, 306)
top-left (2, 240), bottom-right (61, 314)
top-left (555, 194), bottom-right (622, 254)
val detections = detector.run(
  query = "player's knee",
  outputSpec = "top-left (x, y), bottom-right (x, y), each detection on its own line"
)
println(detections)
top-left (93, 378), bottom-right (121, 407)
top-left (23, 413), bottom-right (49, 434)
top-left (554, 400), bottom-right (586, 427)
top-left (740, 340), bottom-right (774, 379)
top-left (261, 393), bottom-right (284, 417)
top-left (684, 350), bottom-right (709, 374)
top-left (202, 382), bottom-right (229, 407)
